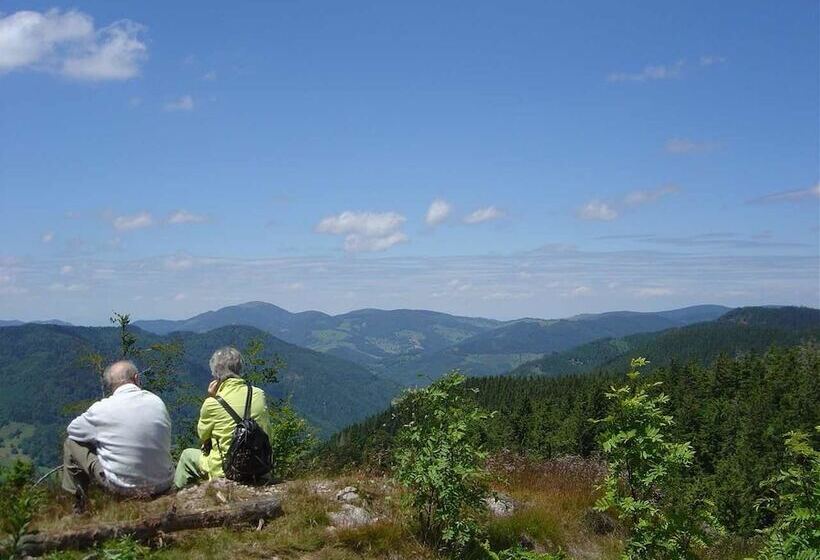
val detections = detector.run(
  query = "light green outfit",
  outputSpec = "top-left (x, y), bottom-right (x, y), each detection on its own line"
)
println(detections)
top-left (174, 378), bottom-right (269, 488)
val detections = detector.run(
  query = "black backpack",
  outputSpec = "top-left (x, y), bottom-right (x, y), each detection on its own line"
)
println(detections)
top-left (213, 382), bottom-right (273, 483)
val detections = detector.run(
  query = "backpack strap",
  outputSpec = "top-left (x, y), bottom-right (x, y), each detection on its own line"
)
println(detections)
top-left (243, 382), bottom-right (253, 419)
top-left (214, 395), bottom-right (243, 425)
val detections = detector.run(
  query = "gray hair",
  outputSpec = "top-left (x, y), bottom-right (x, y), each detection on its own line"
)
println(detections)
top-left (103, 360), bottom-right (139, 389)
top-left (209, 346), bottom-right (243, 380)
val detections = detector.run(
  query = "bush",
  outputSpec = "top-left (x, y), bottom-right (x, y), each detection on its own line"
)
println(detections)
top-left (751, 427), bottom-right (820, 559)
top-left (268, 400), bottom-right (316, 481)
top-left (0, 460), bottom-right (43, 558)
top-left (392, 372), bottom-right (493, 555)
top-left (594, 357), bottom-right (723, 559)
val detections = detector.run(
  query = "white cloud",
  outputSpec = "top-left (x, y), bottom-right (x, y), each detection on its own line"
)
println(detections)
top-left (623, 185), bottom-right (680, 207)
top-left (579, 186), bottom-right (679, 221)
top-left (60, 265), bottom-right (74, 275)
top-left (112, 211), bottom-right (153, 231)
top-left (164, 95), bottom-right (194, 112)
top-left (608, 60), bottom-right (685, 83)
top-left (48, 282), bottom-right (87, 292)
top-left (173, 292), bottom-right (187, 301)
top-left (0, 9), bottom-right (146, 80)
top-left (748, 183), bottom-right (820, 205)
top-left (344, 231), bottom-right (408, 252)
top-left (164, 255), bottom-right (194, 271)
top-left (425, 198), bottom-right (452, 226)
top-left (202, 70), bottom-right (217, 81)
top-left (569, 286), bottom-right (593, 297)
top-left (167, 210), bottom-right (208, 224)
top-left (635, 287), bottom-right (674, 297)
top-left (463, 206), bottom-right (503, 224)
top-left (664, 138), bottom-right (716, 154)
top-left (41, 231), bottom-right (54, 243)
top-left (578, 200), bottom-right (618, 221)
top-left (316, 211), bottom-right (408, 252)
top-left (700, 55), bottom-right (726, 66)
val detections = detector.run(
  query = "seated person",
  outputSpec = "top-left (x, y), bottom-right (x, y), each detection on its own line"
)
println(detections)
top-left (174, 346), bottom-right (270, 488)
top-left (63, 360), bottom-right (173, 512)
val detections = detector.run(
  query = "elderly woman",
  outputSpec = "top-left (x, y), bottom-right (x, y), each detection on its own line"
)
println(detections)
top-left (174, 346), bottom-right (270, 488)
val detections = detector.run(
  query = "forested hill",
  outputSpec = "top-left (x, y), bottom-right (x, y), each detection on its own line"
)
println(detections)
top-left (371, 304), bottom-right (731, 385)
top-left (0, 323), bottom-right (398, 467)
top-left (134, 301), bottom-right (502, 365)
top-left (509, 305), bottom-right (820, 378)
top-left (324, 343), bottom-right (820, 535)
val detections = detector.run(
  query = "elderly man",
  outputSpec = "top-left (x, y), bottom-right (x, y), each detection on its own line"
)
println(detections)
top-left (174, 346), bottom-right (270, 488)
top-left (63, 360), bottom-right (173, 512)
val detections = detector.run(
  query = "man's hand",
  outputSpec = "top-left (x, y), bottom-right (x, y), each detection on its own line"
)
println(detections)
top-left (207, 379), bottom-right (220, 397)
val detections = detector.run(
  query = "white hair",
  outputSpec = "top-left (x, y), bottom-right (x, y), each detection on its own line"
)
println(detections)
top-left (103, 360), bottom-right (139, 389)
top-left (209, 346), bottom-right (243, 380)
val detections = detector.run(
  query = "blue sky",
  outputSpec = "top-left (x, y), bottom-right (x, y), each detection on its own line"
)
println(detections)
top-left (1, 1), bottom-right (818, 323)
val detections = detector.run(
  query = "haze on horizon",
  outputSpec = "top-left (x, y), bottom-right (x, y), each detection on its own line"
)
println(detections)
top-left (1, 1), bottom-right (818, 325)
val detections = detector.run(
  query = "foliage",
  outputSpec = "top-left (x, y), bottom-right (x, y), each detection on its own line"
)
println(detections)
top-left (329, 343), bottom-right (819, 535)
top-left (751, 427), bottom-right (820, 559)
top-left (0, 460), bottom-right (43, 559)
top-left (488, 547), bottom-right (566, 560)
top-left (242, 337), bottom-right (282, 386)
top-left (99, 536), bottom-right (151, 560)
top-left (268, 400), bottom-right (316, 481)
top-left (392, 372), bottom-right (493, 555)
top-left (110, 313), bottom-right (138, 359)
top-left (594, 357), bottom-right (723, 559)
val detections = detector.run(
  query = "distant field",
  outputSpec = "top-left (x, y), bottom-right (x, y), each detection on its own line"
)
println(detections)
top-left (0, 422), bottom-right (35, 464)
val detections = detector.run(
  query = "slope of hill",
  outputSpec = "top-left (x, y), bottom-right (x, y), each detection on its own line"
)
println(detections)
top-left (134, 302), bottom-right (501, 365)
top-left (375, 305), bottom-right (732, 385)
top-left (510, 305), bottom-right (820, 378)
top-left (0, 323), bottom-right (398, 467)
top-left (325, 342), bottom-right (820, 535)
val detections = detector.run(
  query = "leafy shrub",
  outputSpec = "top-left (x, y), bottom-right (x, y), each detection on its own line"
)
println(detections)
top-left (751, 427), bottom-right (820, 559)
top-left (0, 460), bottom-right (43, 558)
top-left (98, 536), bottom-right (151, 560)
top-left (268, 400), bottom-right (316, 481)
top-left (489, 547), bottom-right (566, 560)
top-left (392, 372), bottom-right (493, 555)
top-left (594, 357), bottom-right (723, 559)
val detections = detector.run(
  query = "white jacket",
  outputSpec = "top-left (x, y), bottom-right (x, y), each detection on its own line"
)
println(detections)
top-left (67, 383), bottom-right (173, 494)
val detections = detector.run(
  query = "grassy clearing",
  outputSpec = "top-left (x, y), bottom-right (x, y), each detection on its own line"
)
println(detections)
top-left (22, 457), bottom-right (760, 559)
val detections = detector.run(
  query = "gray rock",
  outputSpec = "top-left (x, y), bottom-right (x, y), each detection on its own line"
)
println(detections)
top-left (329, 504), bottom-right (376, 528)
top-left (485, 493), bottom-right (516, 517)
top-left (336, 486), bottom-right (360, 503)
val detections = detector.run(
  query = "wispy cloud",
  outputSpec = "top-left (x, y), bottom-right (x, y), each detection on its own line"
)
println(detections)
top-left (463, 206), bottom-right (504, 224)
top-left (1, 244), bottom-right (817, 321)
top-left (202, 70), bottom-right (217, 81)
top-left (608, 55), bottom-right (725, 83)
top-left (0, 9), bottom-right (147, 80)
top-left (699, 54), bottom-right (726, 66)
top-left (112, 211), bottom-right (153, 231)
top-left (316, 211), bottom-right (408, 252)
top-left (164, 95), bottom-right (194, 112)
top-left (579, 185), bottom-right (679, 221)
top-left (747, 184), bottom-right (820, 205)
top-left (597, 232), bottom-right (809, 250)
top-left (41, 231), bottom-right (54, 243)
top-left (608, 60), bottom-right (685, 83)
top-left (664, 137), bottom-right (717, 154)
top-left (425, 198), bottom-right (452, 226)
top-left (167, 210), bottom-right (208, 224)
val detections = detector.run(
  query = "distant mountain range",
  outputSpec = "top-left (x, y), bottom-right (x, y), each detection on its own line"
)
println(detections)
top-left (0, 322), bottom-right (398, 466)
top-left (134, 302), bottom-right (501, 366)
top-left (0, 319), bottom-right (73, 327)
top-left (4, 301), bottom-right (818, 469)
top-left (509, 306), bottom-right (820, 378)
top-left (133, 302), bottom-right (731, 383)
